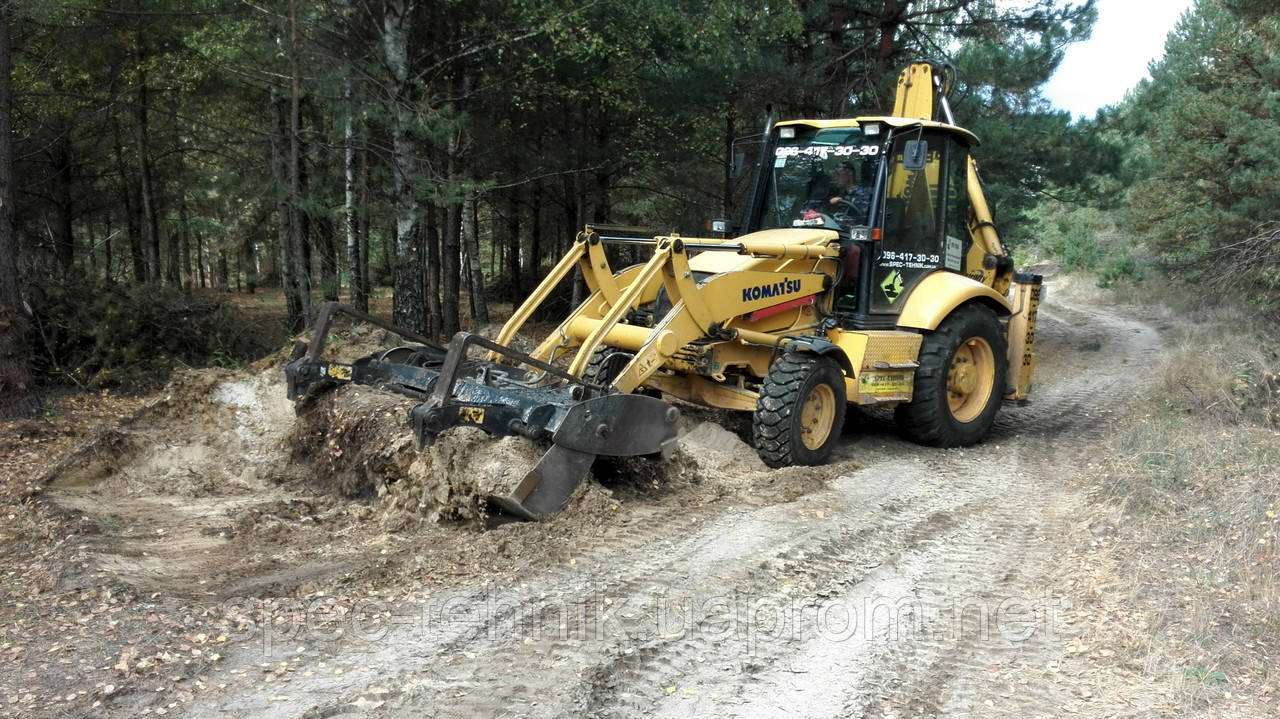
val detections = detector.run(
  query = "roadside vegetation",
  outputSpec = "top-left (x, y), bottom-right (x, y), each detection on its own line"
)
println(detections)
top-left (1013, 2), bottom-right (1280, 709)
top-left (1059, 286), bottom-right (1279, 709)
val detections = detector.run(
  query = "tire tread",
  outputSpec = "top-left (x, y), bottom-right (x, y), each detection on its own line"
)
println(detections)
top-left (752, 352), bottom-right (845, 467)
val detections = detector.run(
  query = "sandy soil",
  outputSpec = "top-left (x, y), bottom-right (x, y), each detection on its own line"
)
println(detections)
top-left (8, 284), bottom-right (1238, 718)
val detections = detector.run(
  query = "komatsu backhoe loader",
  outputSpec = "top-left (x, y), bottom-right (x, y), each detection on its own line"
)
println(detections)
top-left (285, 62), bottom-right (1042, 519)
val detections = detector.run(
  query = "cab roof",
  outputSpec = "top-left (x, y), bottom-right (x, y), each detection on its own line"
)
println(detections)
top-left (773, 116), bottom-right (980, 146)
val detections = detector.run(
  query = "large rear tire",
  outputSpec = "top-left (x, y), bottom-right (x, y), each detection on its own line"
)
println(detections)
top-left (753, 352), bottom-right (847, 467)
top-left (896, 304), bottom-right (1007, 447)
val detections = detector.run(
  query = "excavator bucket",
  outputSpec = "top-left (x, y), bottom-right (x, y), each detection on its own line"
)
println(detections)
top-left (285, 303), bottom-right (680, 520)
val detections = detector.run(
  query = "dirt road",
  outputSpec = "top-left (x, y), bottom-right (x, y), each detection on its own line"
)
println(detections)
top-left (34, 288), bottom-right (1165, 717)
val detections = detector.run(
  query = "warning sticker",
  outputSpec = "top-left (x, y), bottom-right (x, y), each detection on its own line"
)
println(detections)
top-left (880, 270), bottom-right (904, 303)
top-left (857, 371), bottom-right (913, 395)
top-left (326, 364), bottom-right (353, 380)
top-left (945, 235), bottom-right (963, 271)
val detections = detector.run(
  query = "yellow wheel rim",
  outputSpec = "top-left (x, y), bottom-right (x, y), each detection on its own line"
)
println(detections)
top-left (799, 383), bottom-right (837, 450)
top-left (947, 336), bottom-right (996, 423)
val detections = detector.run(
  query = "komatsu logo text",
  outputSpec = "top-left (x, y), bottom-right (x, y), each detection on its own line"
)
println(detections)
top-left (742, 278), bottom-right (802, 302)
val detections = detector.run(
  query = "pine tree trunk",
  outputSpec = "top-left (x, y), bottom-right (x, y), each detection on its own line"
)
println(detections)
top-left (343, 76), bottom-right (368, 312)
top-left (303, 95), bottom-right (338, 302)
top-left (287, 0), bottom-right (313, 324)
top-left (103, 216), bottom-right (114, 280)
top-left (179, 195), bottom-right (192, 290)
top-left (722, 110), bottom-right (734, 220)
top-left (442, 196), bottom-right (461, 337)
top-left (462, 192), bottom-right (488, 326)
top-left (357, 147), bottom-right (370, 312)
top-left (567, 174), bottom-right (586, 308)
top-left (165, 228), bottom-right (180, 286)
top-left (527, 181), bottom-right (542, 295)
top-left (504, 188), bottom-right (521, 298)
top-left (242, 231), bottom-right (257, 293)
top-left (216, 248), bottom-right (229, 291)
top-left (125, 177), bottom-right (145, 282)
top-left (112, 120), bottom-right (146, 283)
top-left (164, 170), bottom-right (180, 286)
top-left (195, 231), bottom-right (205, 289)
top-left (877, 0), bottom-right (903, 69)
top-left (271, 89), bottom-right (303, 329)
top-left (52, 134), bottom-right (74, 275)
top-left (385, 0), bottom-right (424, 333)
top-left (134, 36), bottom-right (161, 284)
top-left (0, 6), bottom-right (32, 417)
top-left (317, 216), bottom-right (339, 301)
top-left (425, 200), bottom-right (442, 338)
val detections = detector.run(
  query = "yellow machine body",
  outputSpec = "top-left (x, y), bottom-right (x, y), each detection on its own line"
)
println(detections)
top-left (492, 63), bottom-right (1041, 422)
top-left (290, 63), bottom-right (1042, 520)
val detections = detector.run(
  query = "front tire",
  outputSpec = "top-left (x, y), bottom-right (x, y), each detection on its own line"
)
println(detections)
top-left (896, 304), bottom-right (1008, 447)
top-left (753, 352), bottom-right (847, 467)
top-left (583, 346), bottom-right (633, 387)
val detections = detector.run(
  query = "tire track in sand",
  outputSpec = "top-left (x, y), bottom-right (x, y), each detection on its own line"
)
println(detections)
top-left (185, 290), bottom-right (1162, 718)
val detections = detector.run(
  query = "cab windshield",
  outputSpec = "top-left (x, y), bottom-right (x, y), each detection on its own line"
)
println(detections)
top-left (758, 124), bottom-right (883, 235)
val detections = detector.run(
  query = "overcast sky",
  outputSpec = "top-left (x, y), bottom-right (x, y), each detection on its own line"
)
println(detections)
top-left (1042, 0), bottom-right (1196, 119)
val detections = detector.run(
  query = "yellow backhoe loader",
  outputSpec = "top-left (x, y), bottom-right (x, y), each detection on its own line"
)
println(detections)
top-left (286, 62), bottom-right (1042, 519)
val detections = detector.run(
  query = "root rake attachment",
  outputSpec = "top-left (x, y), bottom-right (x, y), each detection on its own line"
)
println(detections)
top-left (285, 302), bottom-right (680, 520)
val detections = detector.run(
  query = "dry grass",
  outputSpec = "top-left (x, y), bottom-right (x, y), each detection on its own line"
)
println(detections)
top-left (1075, 297), bottom-right (1280, 712)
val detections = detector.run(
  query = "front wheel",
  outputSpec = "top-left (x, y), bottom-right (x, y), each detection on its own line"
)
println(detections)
top-left (582, 346), bottom-right (633, 387)
top-left (753, 352), bottom-right (847, 467)
top-left (896, 304), bottom-right (1008, 447)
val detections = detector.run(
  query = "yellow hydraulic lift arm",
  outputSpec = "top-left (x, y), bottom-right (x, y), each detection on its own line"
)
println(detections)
top-left (599, 236), bottom-right (839, 394)
top-left (490, 228), bottom-right (624, 363)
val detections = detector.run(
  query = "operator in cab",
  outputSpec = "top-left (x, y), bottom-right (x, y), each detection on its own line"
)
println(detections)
top-left (828, 161), bottom-right (872, 224)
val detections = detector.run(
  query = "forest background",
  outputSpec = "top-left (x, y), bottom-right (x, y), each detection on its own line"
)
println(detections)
top-left (0, 0), bottom-right (1276, 413)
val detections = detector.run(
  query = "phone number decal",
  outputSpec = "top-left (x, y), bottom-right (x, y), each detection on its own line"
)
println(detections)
top-left (775, 144), bottom-right (880, 160)
top-left (882, 251), bottom-right (940, 264)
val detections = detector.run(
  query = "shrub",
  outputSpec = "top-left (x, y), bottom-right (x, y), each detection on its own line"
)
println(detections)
top-left (26, 277), bottom-right (277, 389)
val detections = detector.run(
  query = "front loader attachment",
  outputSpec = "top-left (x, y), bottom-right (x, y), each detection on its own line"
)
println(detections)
top-left (288, 225), bottom-right (838, 518)
top-left (285, 303), bottom-right (680, 520)
top-left (408, 331), bottom-right (680, 519)
top-left (285, 302), bottom-right (449, 400)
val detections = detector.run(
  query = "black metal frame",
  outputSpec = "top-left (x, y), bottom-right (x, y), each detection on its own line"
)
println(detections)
top-left (285, 303), bottom-right (451, 400)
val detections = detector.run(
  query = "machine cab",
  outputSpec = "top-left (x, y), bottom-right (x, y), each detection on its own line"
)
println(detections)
top-left (743, 119), bottom-right (979, 329)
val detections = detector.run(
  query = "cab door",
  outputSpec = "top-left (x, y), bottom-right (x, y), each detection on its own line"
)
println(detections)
top-left (869, 130), bottom-right (948, 315)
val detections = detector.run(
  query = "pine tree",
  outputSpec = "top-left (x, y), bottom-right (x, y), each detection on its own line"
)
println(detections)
top-left (1121, 0), bottom-right (1280, 292)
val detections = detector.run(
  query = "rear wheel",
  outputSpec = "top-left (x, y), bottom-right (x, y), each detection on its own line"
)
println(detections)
top-left (896, 304), bottom-right (1007, 447)
top-left (753, 352), bottom-right (847, 467)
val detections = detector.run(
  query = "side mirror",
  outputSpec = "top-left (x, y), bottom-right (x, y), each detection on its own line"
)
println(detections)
top-left (730, 152), bottom-right (746, 179)
top-left (904, 139), bottom-right (927, 171)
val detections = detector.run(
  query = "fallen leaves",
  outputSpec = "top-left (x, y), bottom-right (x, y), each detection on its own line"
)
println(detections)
top-left (114, 646), bottom-right (137, 675)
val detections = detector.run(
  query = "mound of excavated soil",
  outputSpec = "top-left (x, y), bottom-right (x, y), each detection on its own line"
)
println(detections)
top-left (43, 352), bottom-right (858, 600)
top-left (677, 420), bottom-right (769, 475)
top-left (292, 384), bottom-right (841, 524)
top-left (290, 386), bottom-right (566, 523)
top-left (49, 366), bottom-right (304, 496)
top-left (289, 385), bottom-right (418, 498)
top-left (381, 430), bottom-right (553, 527)
top-left (52, 356), bottom-right (853, 526)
